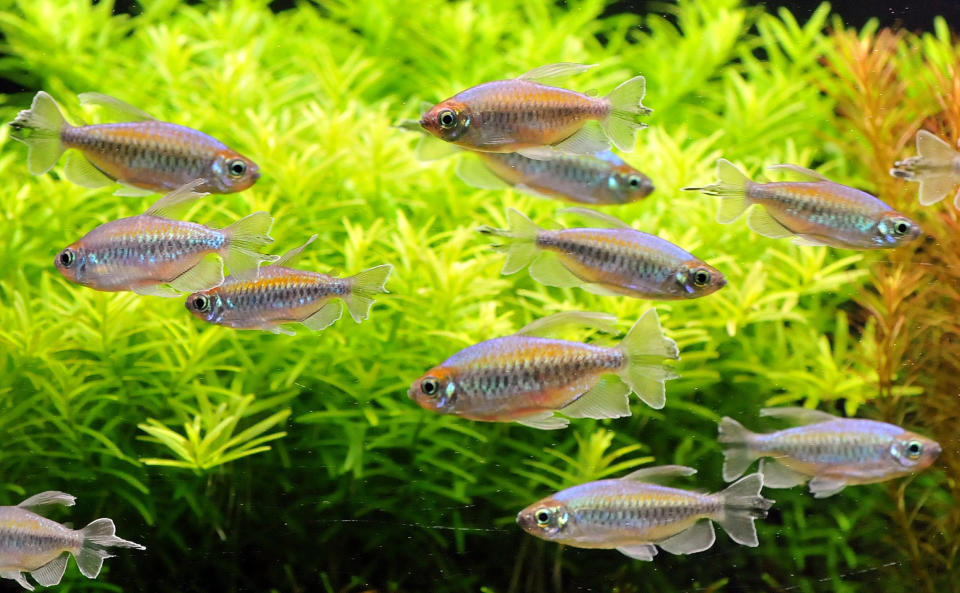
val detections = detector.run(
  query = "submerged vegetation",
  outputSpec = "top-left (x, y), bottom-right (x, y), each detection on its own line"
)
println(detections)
top-left (0, 0), bottom-right (957, 591)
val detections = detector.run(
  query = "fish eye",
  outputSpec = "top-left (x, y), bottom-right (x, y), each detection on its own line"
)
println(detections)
top-left (693, 268), bottom-right (711, 287)
top-left (58, 249), bottom-right (75, 268)
top-left (437, 109), bottom-right (457, 129)
top-left (421, 377), bottom-right (440, 397)
top-left (627, 175), bottom-right (642, 188)
top-left (192, 295), bottom-right (211, 313)
top-left (893, 218), bottom-right (911, 236)
top-left (535, 508), bottom-right (552, 526)
top-left (906, 440), bottom-right (923, 459)
top-left (227, 159), bottom-right (247, 178)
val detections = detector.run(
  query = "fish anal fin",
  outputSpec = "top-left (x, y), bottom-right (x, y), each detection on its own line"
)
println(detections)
top-left (746, 206), bottom-right (793, 239)
top-left (64, 151), bottom-right (114, 189)
top-left (559, 376), bottom-right (630, 419)
top-left (0, 570), bottom-right (33, 591)
top-left (302, 301), bottom-right (342, 331)
top-left (456, 157), bottom-right (510, 190)
top-left (517, 146), bottom-right (562, 160)
top-left (792, 236), bottom-right (828, 247)
top-left (30, 553), bottom-right (68, 587)
top-left (657, 520), bottom-right (716, 555)
top-left (168, 254), bottom-right (224, 293)
top-left (616, 543), bottom-right (657, 561)
top-left (518, 63), bottom-right (595, 85)
top-left (581, 283), bottom-right (626, 297)
top-left (759, 406), bottom-right (837, 425)
top-left (515, 411), bottom-right (569, 430)
top-left (528, 252), bottom-right (583, 288)
top-left (114, 183), bottom-right (156, 197)
top-left (552, 121), bottom-right (610, 156)
top-left (809, 475), bottom-right (847, 498)
top-left (132, 284), bottom-right (180, 298)
top-left (759, 458), bottom-right (809, 489)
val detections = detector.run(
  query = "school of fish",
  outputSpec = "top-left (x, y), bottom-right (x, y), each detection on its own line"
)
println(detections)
top-left (4, 57), bottom-right (947, 588)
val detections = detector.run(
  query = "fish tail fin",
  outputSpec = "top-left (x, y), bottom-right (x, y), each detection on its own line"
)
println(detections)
top-left (343, 264), bottom-right (393, 323)
top-left (602, 75), bottom-right (651, 152)
top-left (477, 208), bottom-right (543, 274)
top-left (75, 518), bottom-right (145, 579)
top-left (715, 473), bottom-right (774, 547)
top-left (684, 159), bottom-right (751, 223)
top-left (222, 211), bottom-right (280, 280)
top-left (9, 91), bottom-right (68, 175)
top-left (891, 131), bottom-right (960, 205)
top-left (717, 417), bottom-right (760, 481)
top-left (615, 309), bottom-right (680, 410)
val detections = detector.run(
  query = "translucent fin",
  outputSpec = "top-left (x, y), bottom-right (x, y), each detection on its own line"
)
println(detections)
top-left (684, 159), bottom-right (751, 223)
top-left (616, 309), bottom-right (680, 409)
top-left (269, 325), bottom-right (296, 336)
top-left (557, 207), bottom-right (632, 229)
top-left (603, 75), bottom-right (651, 152)
top-left (759, 406), bottom-right (837, 425)
top-left (559, 376), bottom-right (630, 419)
top-left (657, 520), bottom-right (716, 555)
top-left (0, 570), bottom-right (32, 591)
top-left (916, 129), bottom-right (956, 161)
top-left (758, 458), bottom-right (808, 489)
top-left (515, 311), bottom-right (618, 337)
top-left (581, 283), bottom-right (626, 296)
top-left (415, 134), bottom-right (461, 161)
top-left (517, 146), bottom-right (562, 160)
top-left (528, 253), bottom-right (582, 288)
top-left (222, 211), bottom-right (279, 281)
top-left (275, 234), bottom-right (317, 267)
top-left (78, 92), bottom-right (156, 121)
top-left (477, 209), bottom-right (542, 275)
top-left (747, 206), bottom-right (793, 239)
top-left (8, 91), bottom-right (67, 175)
top-left (515, 411), bottom-right (569, 430)
top-left (64, 151), bottom-right (114, 188)
top-left (132, 284), bottom-right (180, 297)
top-left (717, 417), bottom-right (759, 481)
top-left (766, 163), bottom-right (830, 181)
top-left (918, 175), bottom-right (958, 206)
top-left (517, 62), bottom-right (595, 85)
top-left (792, 236), bottom-right (828, 247)
top-left (343, 264), bottom-right (392, 323)
top-left (168, 255), bottom-right (223, 293)
top-left (114, 183), bottom-right (156, 197)
top-left (716, 473), bottom-right (774, 547)
top-left (18, 491), bottom-right (76, 509)
top-left (302, 301), bottom-right (343, 331)
top-left (76, 518), bottom-right (144, 579)
top-left (622, 465), bottom-right (697, 483)
top-left (455, 157), bottom-right (510, 190)
top-left (552, 121), bottom-right (610, 156)
top-left (616, 544), bottom-right (657, 561)
top-left (809, 475), bottom-right (848, 498)
top-left (30, 553), bottom-right (68, 587)
top-left (144, 179), bottom-right (208, 218)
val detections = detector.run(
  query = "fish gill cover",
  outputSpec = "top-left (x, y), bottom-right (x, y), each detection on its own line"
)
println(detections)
top-left (0, 0), bottom-right (957, 591)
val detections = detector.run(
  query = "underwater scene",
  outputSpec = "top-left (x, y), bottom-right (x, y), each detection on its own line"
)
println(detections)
top-left (2, 0), bottom-right (960, 591)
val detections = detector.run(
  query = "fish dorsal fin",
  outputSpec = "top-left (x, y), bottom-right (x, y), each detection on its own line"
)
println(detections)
top-left (144, 179), bottom-right (208, 218)
top-left (759, 406), bottom-right (837, 425)
top-left (515, 311), bottom-right (618, 337)
top-left (558, 207), bottom-right (632, 229)
top-left (78, 92), bottom-right (156, 121)
top-left (518, 62), bottom-right (596, 85)
top-left (17, 491), bottom-right (76, 509)
top-left (766, 164), bottom-right (830, 182)
top-left (275, 234), bottom-right (318, 267)
top-left (415, 134), bottom-right (461, 161)
top-left (622, 465), bottom-right (697, 483)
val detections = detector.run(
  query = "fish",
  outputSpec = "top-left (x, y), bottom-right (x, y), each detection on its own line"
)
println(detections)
top-left (54, 180), bottom-right (278, 297)
top-left (516, 465), bottom-right (774, 560)
top-left (890, 129), bottom-right (960, 207)
top-left (684, 159), bottom-right (922, 249)
top-left (419, 63), bottom-right (651, 159)
top-left (408, 309), bottom-right (679, 429)
top-left (477, 208), bottom-right (725, 299)
top-left (0, 491), bottom-right (144, 591)
top-left (718, 407), bottom-right (942, 498)
top-left (8, 91), bottom-right (260, 195)
top-left (185, 235), bottom-right (393, 334)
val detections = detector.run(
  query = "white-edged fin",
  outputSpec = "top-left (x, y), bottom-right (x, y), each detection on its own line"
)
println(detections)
top-left (415, 134), bottom-right (461, 161)
top-left (0, 570), bottom-right (32, 591)
top-left (275, 234), bottom-right (317, 267)
top-left (302, 301), bottom-right (343, 331)
top-left (515, 411), bottom-right (569, 430)
top-left (559, 376), bottom-right (630, 419)
top-left (18, 491), bottom-right (76, 509)
top-left (558, 207), bottom-right (632, 229)
top-left (517, 62), bottom-right (595, 85)
top-left (747, 206), bottom-right (793, 239)
top-left (809, 475), bottom-right (848, 498)
top-left (64, 151), bottom-right (114, 188)
top-left (616, 544), bottom-right (658, 561)
top-left (528, 252), bottom-right (583, 288)
top-left (517, 146), bottom-right (562, 160)
top-left (603, 75), bottom-right (651, 152)
top-left (114, 183), bottom-right (156, 197)
top-left (515, 310), bottom-right (618, 337)
top-left (622, 465), bottom-right (697, 483)
top-left (456, 157), bottom-right (511, 190)
top-left (759, 458), bottom-right (808, 489)
top-left (766, 163), bottom-right (830, 182)
top-left (477, 209), bottom-right (542, 275)
top-left (132, 284), bottom-right (180, 297)
top-left (918, 175), bottom-right (958, 206)
top-left (759, 406), bottom-right (837, 425)
top-left (78, 92), bottom-right (156, 121)
top-left (657, 521), bottom-right (716, 555)
top-left (144, 179), bottom-right (208, 218)
top-left (343, 264), bottom-right (392, 323)
top-left (30, 553), bottom-right (68, 587)
top-left (792, 236), bottom-right (828, 247)
top-left (916, 129), bottom-right (957, 161)
top-left (717, 417), bottom-right (759, 482)
top-left (615, 309), bottom-right (680, 410)
top-left (75, 517), bottom-right (144, 579)
top-left (168, 255), bottom-right (224, 293)
top-left (222, 211), bottom-right (279, 281)
top-left (716, 473), bottom-right (773, 547)
top-left (269, 326), bottom-right (297, 336)
top-left (581, 283), bottom-right (626, 297)
top-left (552, 121), bottom-right (610, 156)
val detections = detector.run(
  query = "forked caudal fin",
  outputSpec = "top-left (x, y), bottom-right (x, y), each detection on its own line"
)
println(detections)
top-left (614, 308), bottom-right (679, 409)
top-left (74, 518), bottom-right (145, 579)
top-left (603, 75), bottom-right (651, 152)
top-left (222, 211), bottom-right (280, 280)
top-left (343, 264), bottom-right (393, 323)
top-left (717, 417), bottom-right (760, 481)
top-left (8, 91), bottom-right (68, 175)
top-left (715, 473), bottom-right (773, 547)
top-left (476, 208), bottom-right (543, 275)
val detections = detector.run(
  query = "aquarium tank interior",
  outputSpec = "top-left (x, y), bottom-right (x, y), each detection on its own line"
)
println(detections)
top-left (1, 0), bottom-right (959, 591)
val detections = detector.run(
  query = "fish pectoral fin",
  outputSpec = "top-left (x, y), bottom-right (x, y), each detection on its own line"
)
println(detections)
top-left (792, 235), bottom-right (828, 247)
top-left (515, 311), bottom-right (618, 338)
top-left (759, 406), bottom-right (837, 425)
top-left (517, 62), bottom-right (596, 85)
top-left (455, 157), bottom-right (510, 190)
top-left (746, 206), bottom-right (794, 239)
top-left (63, 151), bottom-right (115, 188)
top-left (552, 121), bottom-right (610, 156)
top-left (657, 521), bottom-right (716, 555)
top-left (528, 253), bottom-right (583, 288)
top-left (0, 570), bottom-right (33, 591)
top-left (809, 475), bottom-right (848, 498)
top-left (302, 301), bottom-right (343, 331)
top-left (145, 179), bottom-right (208, 218)
top-left (168, 255), bottom-right (224, 293)
top-left (559, 376), bottom-right (630, 419)
top-left (759, 458), bottom-right (808, 489)
top-left (132, 283), bottom-right (181, 298)
top-left (29, 553), bottom-right (68, 587)
top-left (114, 183), bottom-right (156, 197)
top-left (415, 134), bottom-right (461, 161)
top-left (581, 283), bottom-right (626, 297)
top-left (275, 234), bottom-right (318, 267)
top-left (622, 465), bottom-right (697, 483)
top-left (269, 325), bottom-right (297, 336)
top-left (78, 92), bottom-right (157, 121)
top-left (615, 543), bottom-right (658, 561)
top-left (517, 146), bottom-right (562, 161)
top-left (17, 491), bottom-right (76, 509)
top-left (515, 411), bottom-right (569, 430)
top-left (766, 163), bottom-right (831, 182)
top-left (557, 207), bottom-right (632, 229)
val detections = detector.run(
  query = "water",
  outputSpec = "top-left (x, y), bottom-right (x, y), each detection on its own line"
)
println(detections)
top-left (0, 0), bottom-right (957, 592)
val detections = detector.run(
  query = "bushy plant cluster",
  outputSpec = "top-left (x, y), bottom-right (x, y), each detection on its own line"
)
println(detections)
top-left (0, 0), bottom-right (955, 591)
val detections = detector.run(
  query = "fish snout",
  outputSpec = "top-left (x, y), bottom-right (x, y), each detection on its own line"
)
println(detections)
top-left (640, 177), bottom-right (655, 195)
